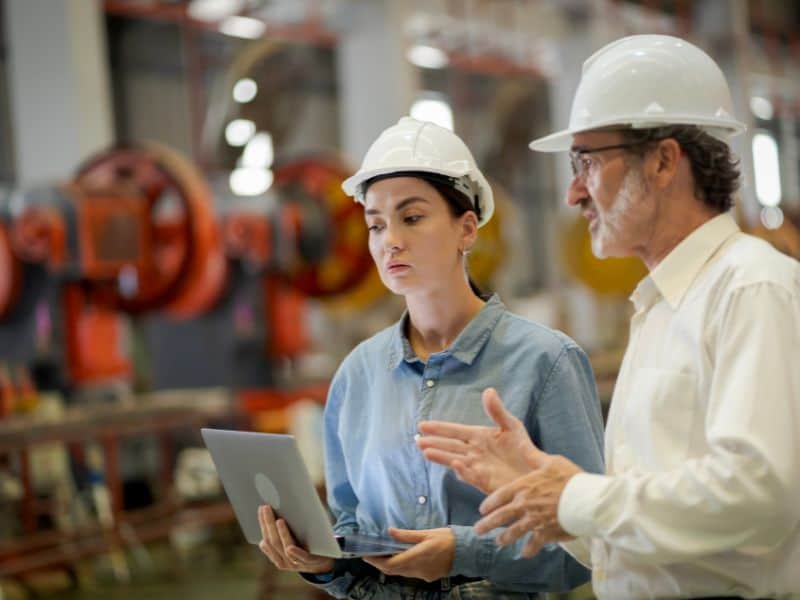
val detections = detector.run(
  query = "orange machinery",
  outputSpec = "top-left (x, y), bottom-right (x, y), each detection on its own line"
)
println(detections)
top-left (0, 144), bottom-right (373, 398)
top-left (214, 155), bottom-right (375, 416)
top-left (0, 219), bottom-right (23, 323)
top-left (3, 143), bottom-right (227, 386)
top-left (0, 147), bottom-right (374, 580)
top-left (222, 156), bottom-right (373, 360)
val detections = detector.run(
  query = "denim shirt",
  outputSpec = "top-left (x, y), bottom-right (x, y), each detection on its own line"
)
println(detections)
top-left (312, 295), bottom-right (604, 598)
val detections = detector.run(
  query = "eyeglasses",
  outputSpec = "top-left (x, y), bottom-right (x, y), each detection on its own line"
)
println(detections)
top-left (569, 141), bottom-right (654, 180)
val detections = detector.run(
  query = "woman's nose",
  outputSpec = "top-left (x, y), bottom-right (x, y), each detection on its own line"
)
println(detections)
top-left (383, 224), bottom-right (403, 252)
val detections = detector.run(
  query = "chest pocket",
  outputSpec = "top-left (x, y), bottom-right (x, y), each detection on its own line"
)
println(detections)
top-left (621, 367), bottom-right (698, 471)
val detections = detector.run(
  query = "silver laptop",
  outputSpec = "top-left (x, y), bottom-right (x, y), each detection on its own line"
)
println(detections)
top-left (201, 428), bottom-right (412, 558)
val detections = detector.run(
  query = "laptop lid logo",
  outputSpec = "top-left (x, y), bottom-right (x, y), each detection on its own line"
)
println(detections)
top-left (254, 473), bottom-right (281, 508)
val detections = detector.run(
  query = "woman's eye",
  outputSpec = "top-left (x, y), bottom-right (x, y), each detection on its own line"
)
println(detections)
top-left (367, 223), bottom-right (383, 232)
top-left (404, 215), bottom-right (423, 224)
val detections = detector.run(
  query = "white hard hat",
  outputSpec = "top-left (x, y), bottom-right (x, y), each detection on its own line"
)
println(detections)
top-left (529, 34), bottom-right (746, 152)
top-left (342, 117), bottom-right (494, 226)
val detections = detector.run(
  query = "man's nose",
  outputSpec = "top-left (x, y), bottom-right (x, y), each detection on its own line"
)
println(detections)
top-left (566, 175), bottom-right (589, 208)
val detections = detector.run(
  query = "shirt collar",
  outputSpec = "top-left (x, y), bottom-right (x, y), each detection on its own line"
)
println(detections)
top-left (631, 212), bottom-right (740, 311)
top-left (387, 294), bottom-right (505, 369)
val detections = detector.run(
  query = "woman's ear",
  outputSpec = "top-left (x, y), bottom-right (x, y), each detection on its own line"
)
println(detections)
top-left (460, 211), bottom-right (479, 251)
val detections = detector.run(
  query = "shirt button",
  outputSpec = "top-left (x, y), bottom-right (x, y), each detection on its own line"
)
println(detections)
top-left (418, 495), bottom-right (427, 505)
top-left (425, 379), bottom-right (435, 388)
top-left (413, 433), bottom-right (421, 442)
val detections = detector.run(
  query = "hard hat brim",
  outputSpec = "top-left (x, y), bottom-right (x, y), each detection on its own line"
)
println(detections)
top-left (529, 117), bottom-right (747, 153)
top-left (342, 165), bottom-right (471, 197)
top-left (528, 129), bottom-right (574, 153)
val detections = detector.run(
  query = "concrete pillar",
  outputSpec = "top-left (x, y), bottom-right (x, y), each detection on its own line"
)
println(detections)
top-left (334, 0), bottom-right (418, 166)
top-left (546, 19), bottom-right (604, 213)
top-left (4, 0), bottom-right (113, 186)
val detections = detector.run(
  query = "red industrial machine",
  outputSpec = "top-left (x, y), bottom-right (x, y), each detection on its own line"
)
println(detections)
top-left (222, 156), bottom-right (373, 360)
top-left (0, 143), bottom-right (374, 393)
top-left (4, 143), bottom-right (228, 385)
top-left (0, 219), bottom-right (22, 322)
top-left (0, 144), bottom-right (375, 584)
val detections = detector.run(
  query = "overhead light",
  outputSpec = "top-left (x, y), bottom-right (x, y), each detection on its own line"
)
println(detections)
top-left (232, 78), bottom-right (258, 103)
top-left (117, 265), bottom-right (139, 299)
top-left (752, 132), bottom-right (782, 207)
top-left (229, 168), bottom-right (274, 196)
top-left (187, 0), bottom-right (243, 22)
top-left (406, 45), bottom-right (449, 70)
top-left (410, 96), bottom-right (454, 131)
top-left (8, 190), bottom-right (26, 217)
top-left (241, 132), bottom-right (274, 169)
top-left (760, 206), bottom-right (784, 230)
top-left (750, 96), bottom-right (774, 121)
top-left (219, 15), bottom-right (266, 40)
top-left (225, 119), bottom-right (256, 146)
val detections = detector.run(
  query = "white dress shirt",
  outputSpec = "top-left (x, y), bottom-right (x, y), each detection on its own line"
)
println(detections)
top-left (558, 213), bottom-right (800, 599)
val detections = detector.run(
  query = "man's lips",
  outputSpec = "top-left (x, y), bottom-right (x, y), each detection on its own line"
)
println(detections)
top-left (386, 262), bottom-right (410, 273)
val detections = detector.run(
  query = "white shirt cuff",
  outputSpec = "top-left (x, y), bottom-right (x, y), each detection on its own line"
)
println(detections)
top-left (558, 472), bottom-right (613, 538)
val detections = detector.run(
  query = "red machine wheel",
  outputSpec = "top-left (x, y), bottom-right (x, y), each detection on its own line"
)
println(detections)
top-left (74, 143), bottom-right (227, 317)
top-left (274, 157), bottom-right (373, 298)
top-left (0, 223), bottom-right (22, 319)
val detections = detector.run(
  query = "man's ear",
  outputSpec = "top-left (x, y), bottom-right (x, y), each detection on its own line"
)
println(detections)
top-left (649, 138), bottom-right (682, 190)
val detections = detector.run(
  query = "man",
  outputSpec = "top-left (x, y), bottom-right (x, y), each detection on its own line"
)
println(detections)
top-left (417, 34), bottom-right (800, 599)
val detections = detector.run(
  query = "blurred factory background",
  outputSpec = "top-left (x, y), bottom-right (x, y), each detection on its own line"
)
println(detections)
top-left (0, 1), bottom-right (798, 598)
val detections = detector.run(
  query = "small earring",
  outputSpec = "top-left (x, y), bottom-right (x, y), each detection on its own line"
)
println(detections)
top-left (460, 247), bottom-right (471, 257)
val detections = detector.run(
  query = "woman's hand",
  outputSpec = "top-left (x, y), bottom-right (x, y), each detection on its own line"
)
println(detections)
top-left (257, 504), bottom-right (335, 574)
top-left (363, 527), bottom-right (455, 582)
top-left (417, 388), bottom-right (539, 494)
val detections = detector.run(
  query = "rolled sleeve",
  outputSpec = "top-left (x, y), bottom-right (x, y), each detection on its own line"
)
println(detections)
top-left (449, 524), bottom-right (496, 576)
top-left (300, 561), bottom-right (360, 598)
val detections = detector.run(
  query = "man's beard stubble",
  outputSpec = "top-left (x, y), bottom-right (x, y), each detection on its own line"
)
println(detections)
top-left (590, 167), bottom-right (648, 259)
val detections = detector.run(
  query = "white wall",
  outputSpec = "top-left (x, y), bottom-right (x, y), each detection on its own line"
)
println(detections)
top-left (5, 0), bottom-right (113, 186)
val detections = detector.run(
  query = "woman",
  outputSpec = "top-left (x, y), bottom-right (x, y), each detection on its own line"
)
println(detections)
top-left (256, 117), bottom-right (604, 599)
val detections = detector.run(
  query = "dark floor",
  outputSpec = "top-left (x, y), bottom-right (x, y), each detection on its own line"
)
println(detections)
top-left (2, 524), bottom-right (324, 600)
top-left (0, 521), bottom-right (602, 599)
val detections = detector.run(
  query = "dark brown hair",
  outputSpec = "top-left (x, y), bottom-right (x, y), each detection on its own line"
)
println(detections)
top-left (620, 125), bottom-right (740, 212)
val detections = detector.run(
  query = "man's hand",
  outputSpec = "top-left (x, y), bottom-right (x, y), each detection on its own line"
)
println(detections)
top-left (474, 452), bottom-right (583, 557)
top-left (363, 527), bottom-right (455, 582)
top-left (257, 504), bottom-right (335, 574)
top-left (417, 388), bottom-right (538, 494)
